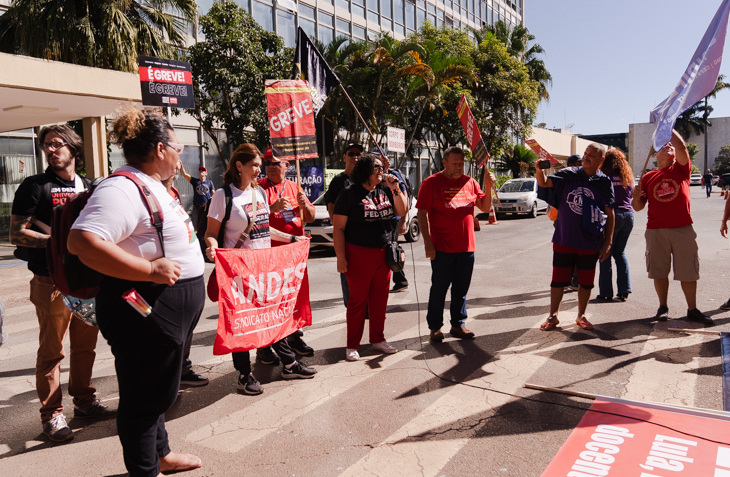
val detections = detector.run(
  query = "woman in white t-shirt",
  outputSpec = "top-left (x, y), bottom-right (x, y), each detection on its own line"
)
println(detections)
top-left (68, 107), bottom-right (205, 477)
top-left (204, 143), bottom-right (316, 395)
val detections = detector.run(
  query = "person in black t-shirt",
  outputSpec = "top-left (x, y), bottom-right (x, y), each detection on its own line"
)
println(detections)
top-left (10, 125), bottom-right (115, 443)
top-left (333, 154), bottom-right (408, 361)
top-left (325, 143), bottom-right (363, 307)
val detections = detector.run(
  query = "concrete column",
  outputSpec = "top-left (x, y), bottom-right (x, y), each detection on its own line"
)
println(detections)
top-left (82, 116), bottom-right (108, 179)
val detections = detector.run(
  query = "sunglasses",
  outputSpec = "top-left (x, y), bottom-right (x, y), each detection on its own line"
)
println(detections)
top-left (264, 160), bottom-right (285, 167)
top-left (373, 164), bottom-right (384, 171)
top-left (346, 152), bottom-right (361, 157)
top-left (165, 142), bottom-right (184, 154)
top-left (42, 141), bottom-right (68, 151)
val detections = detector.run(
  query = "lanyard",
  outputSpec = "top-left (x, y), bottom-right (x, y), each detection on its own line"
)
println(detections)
top-left (267, 178), bottom-right (286, 198)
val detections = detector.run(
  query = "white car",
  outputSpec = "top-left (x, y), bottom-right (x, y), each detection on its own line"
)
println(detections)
top-left (689, 173), bottom-right (702, 186)
top-left (306, 193), bottom-right (420, 246)
top-left (493, 178), bottom-right (548, 218)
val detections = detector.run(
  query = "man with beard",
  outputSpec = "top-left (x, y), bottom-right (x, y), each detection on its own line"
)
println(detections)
top-left (10, 125), bottom-right (115, 442)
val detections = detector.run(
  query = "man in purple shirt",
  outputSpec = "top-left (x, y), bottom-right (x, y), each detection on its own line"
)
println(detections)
top-left (535, 144), bottom-right (615, 331)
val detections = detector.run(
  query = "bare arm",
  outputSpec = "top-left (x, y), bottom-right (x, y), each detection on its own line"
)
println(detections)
top-left (67, 229), bottom-right (180, 285)
top-left (297, 190), bottom-right (316, 223)
top-left (599, 207), bottom-right (615, 262)
top-left (180, 163), bottom-right (192, 183)
top-left (333, 214), bottom-right (348, 273)
top-left (204, 217), bottom-right (222, 261)
top-left (327, 202), bottom-right (335, 221)
top-left (631, 185), bottom-right (645, 212)
top-left (417, 209), bottom-right (436, 260)
top-left (721, 193), bottom-right (730, 238)
top-left (270, 226), bottom-right (306, 243)
top-left (671, 129), bottom-right (690, 166)
top-left (9, 215), bottom-right (49, 248)
top-left (535, 165), bottom-right (553, 188)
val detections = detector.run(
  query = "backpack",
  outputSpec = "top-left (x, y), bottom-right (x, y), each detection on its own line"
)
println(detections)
top-left (46, 171), bottom-right (166, 299)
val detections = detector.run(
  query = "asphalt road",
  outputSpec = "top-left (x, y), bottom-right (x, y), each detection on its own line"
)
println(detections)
top-left (0, 184), bottom-right (729, 476)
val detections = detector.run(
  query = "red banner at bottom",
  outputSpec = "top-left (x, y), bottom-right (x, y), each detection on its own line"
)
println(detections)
top-left (213, 242), bottom-right (312, 355)
top-left (542, 397), bottom-right (730, 476)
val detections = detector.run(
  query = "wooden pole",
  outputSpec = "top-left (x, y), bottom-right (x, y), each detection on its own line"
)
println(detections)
top-left (668, 328), bottom-right (723, 335)
top-left (295, 160), bottom-right (304, 222)
top-left (524, 384), bottom-right (596, 400)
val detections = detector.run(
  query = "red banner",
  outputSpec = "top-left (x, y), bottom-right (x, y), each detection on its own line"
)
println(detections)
top-left (212, 241), bottom-right (313, 355)
top-left (525, 138), bottom-right (560, 166)
top-left (542, 397), bottom-right (730, 476)
top-left (456, 94), bottom-right (490, 168)
top-left (265, 79), bottom-right (318, 161)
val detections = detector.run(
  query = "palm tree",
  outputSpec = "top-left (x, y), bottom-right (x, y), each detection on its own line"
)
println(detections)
top-left (0, 0), bottom-right (196, 72)
top-left (494, 144), bottom-right (537, 178)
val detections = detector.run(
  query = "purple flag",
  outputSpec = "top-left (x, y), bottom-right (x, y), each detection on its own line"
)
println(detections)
top-left (650, 0), bottom-right (730, 151)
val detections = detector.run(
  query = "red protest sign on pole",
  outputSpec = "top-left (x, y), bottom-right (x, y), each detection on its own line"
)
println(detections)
top-left (541, 397), bottom-right (730, 477)
top-left (456, 94), bottom-right (490, 168)
top-left (265, 79), bottom-right (318, 161)
top-left (525, 138), bottom-right (560, 166)
top-left (212, 241), bottom-right (313, 355)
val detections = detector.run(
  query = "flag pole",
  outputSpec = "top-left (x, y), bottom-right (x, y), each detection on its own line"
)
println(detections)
top-left (640, 147), bottom-right (654, 183)
top-left (295, 160), bottom-right (304, 222)
top-left (338, 84), bottom-right (386, 156)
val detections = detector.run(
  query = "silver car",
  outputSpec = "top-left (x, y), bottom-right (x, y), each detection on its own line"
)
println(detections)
top-left (493, 178), bottom-right (548, 218)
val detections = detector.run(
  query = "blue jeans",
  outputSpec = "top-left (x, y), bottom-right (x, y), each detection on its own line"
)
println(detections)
top-left (599, 210), bottom-right (634, 297)
top-left (706, 183), bottom-right (713, 197)
top-left (426, 251), bottom-right (475, 330)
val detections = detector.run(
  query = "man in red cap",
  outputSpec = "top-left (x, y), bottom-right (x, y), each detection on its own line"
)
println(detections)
top-left (258, 146), bottom-right (317, 357)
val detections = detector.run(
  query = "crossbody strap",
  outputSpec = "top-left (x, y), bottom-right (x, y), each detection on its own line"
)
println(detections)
top-left (234, 185), bottom-right (259, 249)
top-left (110, 171), bottom-right (165, 257)
top-left (216, 184), bottom-right (233, 246)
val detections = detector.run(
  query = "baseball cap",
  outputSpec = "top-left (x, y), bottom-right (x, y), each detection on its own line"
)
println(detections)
top-left (344, 143), bottom-right (364, 153)
top-left (198, 166), bottom-right (207, 172)
top-left (264, 145), bottom-right (274, 159)
top-left (567, 154), bottom-right (582, 166)
top-left (371, 145), bottom-right (388, 156)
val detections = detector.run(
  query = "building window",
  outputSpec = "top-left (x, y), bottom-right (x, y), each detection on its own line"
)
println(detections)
top-left (319, 24), bottom-right (334, 44)
top-left (428, 12), bottom-right (435, 24)
top-left (300, 3), bottom-right (315, 18)
top-left (352, 0), bottom-right (366, 17)
top-left (299, 17), bottom-right (316, 38)
top-left (277, 10), bottom-right (296, 47)
top-left (252, 1), bottom-right (273, 32)
top-left (368, 0), bottom-right (379, 12)
top-left (353, 24), bottom-right (366, 38)
top-left (382, 0), bottom-right (392, 19)
top-left (405, 0), bottom-right (415, 29)
top-left (394, 23), bottom-right (405, 35)
top-left (381, 17), bottom-right (392, 29)
top-left (336, 0), bottom-right (350, 11)
top-left (337, 17), bottom-right (351, 33)
top-left (416, 7), bottom-right (425, 29)
top-left (367, 10), bottom-right (379, 24)
top-left (394, 0), bottom-right (404, 23)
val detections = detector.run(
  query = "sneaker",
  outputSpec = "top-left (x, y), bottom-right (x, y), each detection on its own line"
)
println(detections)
top-left (372, 341), bottom-right (398, 354)
top-left (236, 373), bottom-right (263, 395)
top-left (180, 370), bottom-right (209, 387)
top-left (256, 346), bottom-right (280, 365)
top-left (289, 338), bottom-right (315, 357)
top-left (281, 361), bottom-right (317, 379)
top-left (687, 308), bottom-right (713, 325)
top-left (391, 283), bottom-right (409, 293)
top-left (450, 325), bottom-right (475, 339)
top-left (74, 399), bottom-right (117, 419)
top-left (595, 295), bottom-right (612, 302)
top-left (655, 305), bottom-right (669, 321)
top-left (345, 349), bottom-right (360, 361)
top-left (721, 298), bottom-right (730, 310)
top-left (42, 415), bottom-right (74, 442)
top-left (616, 292), bottom-right (630, 302)
top-left (429, 329), bottom-right (444, 342)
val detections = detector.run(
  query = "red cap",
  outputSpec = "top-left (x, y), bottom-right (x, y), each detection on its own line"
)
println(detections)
top-left (264, 146), bottom-right (274, 159)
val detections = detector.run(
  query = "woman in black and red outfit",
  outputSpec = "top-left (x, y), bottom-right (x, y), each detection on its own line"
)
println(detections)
top-left (333, 153), bottom-right (408, 361)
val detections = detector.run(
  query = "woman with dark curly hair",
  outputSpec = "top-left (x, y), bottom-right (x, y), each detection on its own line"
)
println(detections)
top-left (598, 148), bottom-right (635, 301)
top-left (68, 106), bottom-right (205, 476)
top-left (333, 153), bottom-right (408, 361)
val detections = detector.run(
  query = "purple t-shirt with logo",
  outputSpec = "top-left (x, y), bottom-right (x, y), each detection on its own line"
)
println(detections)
top-left (608, 173), bottom-right (633, 212)
top-left (550, 167), bottom-right (614, 251)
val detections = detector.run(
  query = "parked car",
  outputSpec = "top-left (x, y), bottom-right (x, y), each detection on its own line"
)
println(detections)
top-left (689, 173), bottom-right (703, 186)
top-left (492, 178), bottom-right (548, 218)
top-left (305, 193), bottom-right (420, 247)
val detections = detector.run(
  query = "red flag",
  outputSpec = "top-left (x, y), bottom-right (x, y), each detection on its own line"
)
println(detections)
top-left (525, 139), bottom-right (560, 166)
top-left (456, 94), bottom-right (490, 168)
top-left (212, 241), bottom-right (313, 355)
top-left (265, 79), bottom-right (318, 161)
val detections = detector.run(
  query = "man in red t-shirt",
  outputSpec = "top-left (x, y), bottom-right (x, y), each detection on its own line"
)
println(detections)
top-left (632, 129), bottom-right (711, 324)
top-left (416, 146), bottom-right (493, 342)
top-left (258, 149), bottom-right (317, 356)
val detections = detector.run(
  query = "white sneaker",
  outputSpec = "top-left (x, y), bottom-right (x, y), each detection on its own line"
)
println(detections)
top-left (372, 341), bottom-right (398, 354)
top-left (345, 349), bottom-right (360, 361)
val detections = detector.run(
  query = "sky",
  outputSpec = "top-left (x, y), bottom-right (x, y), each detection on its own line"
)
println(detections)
top-left (526, 0), bottom-right (730, 135)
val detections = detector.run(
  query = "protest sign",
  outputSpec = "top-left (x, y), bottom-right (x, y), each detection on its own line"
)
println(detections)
top-left (541, 396), bottom-right (730, 477)
top-left (456, 94), bottom-right (490, 168)
top-left (525, 138), bottom-right (560, 166)
top-left (212, 241), bottom-right (312, 355)
top-left (138, 55), bottom-right (194, 109)
top-left (388, 127), bottom-right (406, 153)
top-left (265, 79), bottom-right (319, 161)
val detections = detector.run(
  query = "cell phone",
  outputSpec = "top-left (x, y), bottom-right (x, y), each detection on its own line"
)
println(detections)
top-left (538, 159), bottom-right (551, 170)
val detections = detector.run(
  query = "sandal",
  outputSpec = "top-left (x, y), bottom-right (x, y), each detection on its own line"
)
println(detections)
top-left (540, 315), bottom-right (560, 331)
top-left (160, 452), bottom-right (202, 475)
top-left (576, 316), bottom-right (594, 330)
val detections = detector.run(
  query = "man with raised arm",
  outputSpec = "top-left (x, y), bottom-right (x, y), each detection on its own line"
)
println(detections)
top-left (632, 130), bottom-right (711, 324)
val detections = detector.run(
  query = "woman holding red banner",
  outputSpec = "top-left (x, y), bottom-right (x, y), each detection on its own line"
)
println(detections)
top-left (333, 153), bottom-right (408, 361)
top-left (204, 143), bottom-right (316, 395)
top-left (68, 107), bottom-right (205, 477)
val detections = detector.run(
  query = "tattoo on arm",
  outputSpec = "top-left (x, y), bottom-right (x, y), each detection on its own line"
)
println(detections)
top-left (10, 215), bottom-right (49, 248)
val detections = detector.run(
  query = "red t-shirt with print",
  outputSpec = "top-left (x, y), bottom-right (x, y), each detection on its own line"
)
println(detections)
top-left (640, 159), bottom-right (692, 230)
top-left (258, 178), bottom-right (313, 244)
top-left (416, 172), bottom-right (485, 253)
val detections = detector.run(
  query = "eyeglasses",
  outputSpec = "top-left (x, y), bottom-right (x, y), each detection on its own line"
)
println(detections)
top-left (164, 142), bottom-right (184, 154)
top-left (373, 164), bottom-right (384, 171)
top-left (346, 152), bottom-right (361, 157)
top-left (41, 141), bottom-right (68, 151)
top-left (264, 160), bottom-right (285, 167)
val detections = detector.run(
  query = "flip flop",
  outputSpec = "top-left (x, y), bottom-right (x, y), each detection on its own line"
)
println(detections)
top-left (160, 453), bottom-right (202, 475)
top-left (576, 316), bottom-right (594, 330)
top-left (540, 316), bottom-right (559, 331)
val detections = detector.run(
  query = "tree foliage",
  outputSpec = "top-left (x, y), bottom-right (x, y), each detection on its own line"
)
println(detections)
top-left (494, 144), bottom-right (537, 178)
top-left (714, 145), bottom-right (730, 175)
top-left (188, 0), bottom-right (292, 166)
top-left (0, 0), bottom-right (195, 72)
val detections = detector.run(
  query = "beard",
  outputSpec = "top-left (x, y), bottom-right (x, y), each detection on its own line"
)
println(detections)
top-left (48, 155), bottom-right (74, 172)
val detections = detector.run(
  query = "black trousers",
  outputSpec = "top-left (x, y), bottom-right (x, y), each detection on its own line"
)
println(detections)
top-left (232, 338), bottom-right (296, 375)
top-left (96, 275), bottom-right (205, 477)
